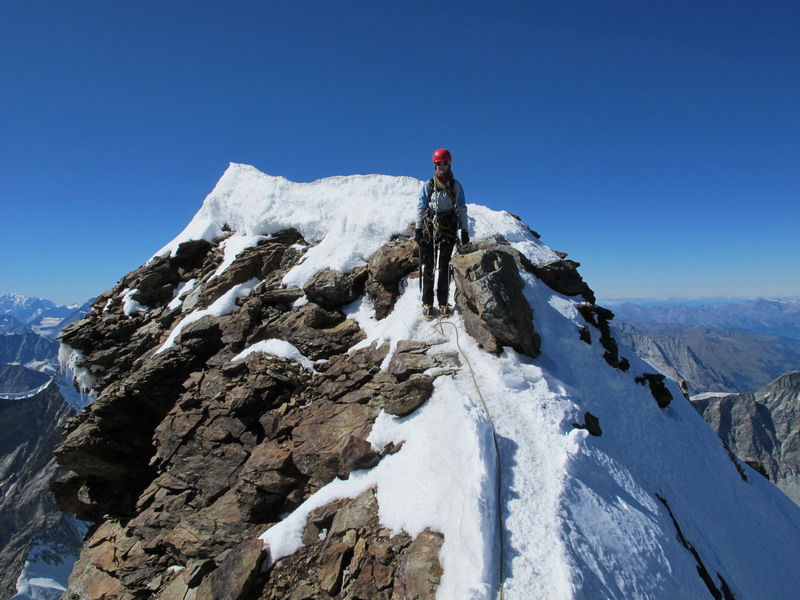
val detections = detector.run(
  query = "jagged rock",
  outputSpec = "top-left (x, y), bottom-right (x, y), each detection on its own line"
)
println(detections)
top-left (635, 373), bottom-right (673, 408)
top-left (339, 435), bottom-right (381, 476)
top-left (200, 240), bottom-right (287, 306)
top-left (451, 246), bottom-right (540, 357)
top-left (578, 303), bottom-right (630, 371)
top-left (195, 538), bottom-right (266, 600)
top-left (258, 489), bottom-right (443, 600)
top-left (367, 236), bottom-right (418, 284)
top-left (572, 411), bottom-right (603, 436)
top-left (384, 375), bottom-right (435, 417)
top-left (171, 238), bottom-right (214, 271)
top-left (125, 255), bottom-right (181, 307)
top-left (303, 267), bottom-right (368, 308)
top-left (248, 302), bottom-right (365, 361)
top-left (52, 227), bottom-right (550, 598)
top-left (54, 249), bottom-right (413, 600)
top-left (393, 529), bottom-right (444, 600)
top-left (530, 259), bottom-right (596, 303)
top-left (365, 236), bottom-right (418, 319)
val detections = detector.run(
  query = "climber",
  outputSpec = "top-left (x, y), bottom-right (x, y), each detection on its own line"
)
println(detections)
top-left (415, 148), bottom-right (469, 319)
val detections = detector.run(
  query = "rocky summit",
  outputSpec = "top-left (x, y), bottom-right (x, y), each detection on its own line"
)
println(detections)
top-left (51, 166), bottom-right (800, 600)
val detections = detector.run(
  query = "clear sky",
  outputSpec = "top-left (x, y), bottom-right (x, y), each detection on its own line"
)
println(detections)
top-left (2, 1), bottom-right (798, 306)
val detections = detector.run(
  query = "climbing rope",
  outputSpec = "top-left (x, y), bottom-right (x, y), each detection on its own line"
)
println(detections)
top-left (433, 317), bottom-right (506, 600)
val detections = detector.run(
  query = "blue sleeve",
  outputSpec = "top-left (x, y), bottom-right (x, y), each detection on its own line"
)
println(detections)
top-left (455, 181), bottom-right (468, 231)
top-left (416, 181), bottom-right (429, 228)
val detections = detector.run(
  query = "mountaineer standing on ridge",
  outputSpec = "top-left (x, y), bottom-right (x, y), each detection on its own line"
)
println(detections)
top-left (415, 148), bottom-right (469, 319)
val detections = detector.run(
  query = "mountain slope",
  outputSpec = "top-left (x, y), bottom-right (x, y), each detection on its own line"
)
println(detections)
top-left (0, 333), bottom-right (60, 371)
top-left (55, 164), bottom-right (800, 599)
top-left (692, 372), bottom-right (800, 505)
top-left (0, 364), bottom-right (51, 393)
top-left (0, 382), bottom-right (82, 600)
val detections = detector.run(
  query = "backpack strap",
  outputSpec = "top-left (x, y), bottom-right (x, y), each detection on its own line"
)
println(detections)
top-left (426, 178), bottom-right (457, 205)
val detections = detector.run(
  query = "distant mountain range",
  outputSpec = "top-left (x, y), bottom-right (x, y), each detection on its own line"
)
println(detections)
top-left (609, 298), bottom-right (800, 340)
top-left (0, 293), bottom-right (93, 339)
top-left (610, 299), bottom-right (800, 395)
top-left (0, 294), bottom-right (91, 598)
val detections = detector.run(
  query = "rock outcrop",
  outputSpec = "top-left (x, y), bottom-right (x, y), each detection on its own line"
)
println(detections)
top-left (451, 238), bottom-right (540, 357)
top-left (691, 371), bottom-right (800, 505)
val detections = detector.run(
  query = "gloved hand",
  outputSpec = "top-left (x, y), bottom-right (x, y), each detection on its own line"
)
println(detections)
top-left (415, 228), bottom-right (423, 243)
top-left (461, 230), bottom-right (469, 245)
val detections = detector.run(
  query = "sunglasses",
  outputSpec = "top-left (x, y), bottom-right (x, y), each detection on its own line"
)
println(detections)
top-left (434, 162), bottom-right (450, 167)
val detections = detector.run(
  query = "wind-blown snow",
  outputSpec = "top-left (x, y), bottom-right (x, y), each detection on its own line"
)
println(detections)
top-left (121, 288), bottom-right (148, 316)
top-left (147, 164), bottom-right (800, 598)
top-left (232, 339), bottom-right (317, 372)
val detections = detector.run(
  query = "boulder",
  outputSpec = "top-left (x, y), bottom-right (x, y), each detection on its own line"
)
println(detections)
top-left (451, 247), bottom-right (540, 357)
top-left (303, 267), bottom-right (368, 308)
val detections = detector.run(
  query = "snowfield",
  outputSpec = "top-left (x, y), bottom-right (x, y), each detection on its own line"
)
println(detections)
top-left (123, 163), bottom-right (800, 598)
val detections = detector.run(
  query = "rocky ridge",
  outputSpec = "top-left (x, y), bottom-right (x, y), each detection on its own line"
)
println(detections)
top-left (53, 214), bottom-right (622, 599)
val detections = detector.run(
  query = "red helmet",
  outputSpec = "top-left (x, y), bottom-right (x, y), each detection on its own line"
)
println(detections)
top-left (432, 148), bottom-right (452, 163)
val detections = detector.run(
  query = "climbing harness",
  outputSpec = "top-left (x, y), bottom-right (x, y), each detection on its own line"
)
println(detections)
top-left (432, 315), bottom-right (506, 600)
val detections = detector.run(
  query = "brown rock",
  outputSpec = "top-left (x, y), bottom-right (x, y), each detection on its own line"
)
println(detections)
top-left (387, 340), bottom-right (459, 381)
top-left (392, 529), bottom-right (444, 599)
top-left (384, 375), bottom-right (435, 417)
top-left (303, 267), bottom-right (368, 308)
top-left (195, 538), bottom-right (266, 600)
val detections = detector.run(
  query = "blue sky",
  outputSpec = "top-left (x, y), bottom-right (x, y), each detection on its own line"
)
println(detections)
top-left (2, 1), bottom-right (798, 305)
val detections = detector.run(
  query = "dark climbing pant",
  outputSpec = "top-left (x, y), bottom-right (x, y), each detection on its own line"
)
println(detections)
top-left (420, 233), bottom-right (456, 307)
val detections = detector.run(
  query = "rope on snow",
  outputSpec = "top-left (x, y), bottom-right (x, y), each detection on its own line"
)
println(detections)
top-left (434, 317), bottom-right (506, 600)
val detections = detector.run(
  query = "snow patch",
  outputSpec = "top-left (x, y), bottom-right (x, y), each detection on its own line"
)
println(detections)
top-left (168, 278), bottom-right (197, 310)
top-left (232, 339), bottom-right (317, 372)
top-left (155, 278), bottom-right (261, 355)
top-left (121, 288), bottom-right (148, 317)
top-left (210, 234), bottom-right (266, 280)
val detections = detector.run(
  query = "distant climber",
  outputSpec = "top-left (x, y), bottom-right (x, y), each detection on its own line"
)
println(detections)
top-left (415, 148), bottom-right (469, 319)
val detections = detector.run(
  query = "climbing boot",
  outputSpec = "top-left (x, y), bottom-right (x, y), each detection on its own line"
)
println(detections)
top-left (438, 304), bottom-right (451, 318)
top-left (422, 304), bottom-right (435, 319)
